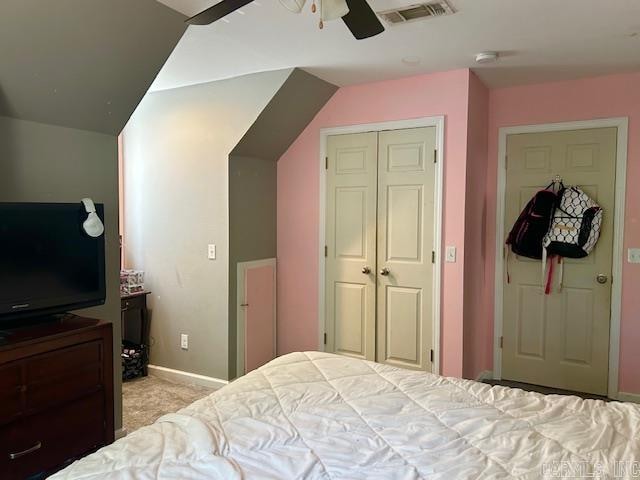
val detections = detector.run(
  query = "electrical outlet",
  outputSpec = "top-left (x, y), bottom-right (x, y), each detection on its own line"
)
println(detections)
top-left (180, 334), bottom-right (189, 350)
top-left (445, 246), bottom-right (457, 263)
top-left (208, 244), bottom-right (216, 260)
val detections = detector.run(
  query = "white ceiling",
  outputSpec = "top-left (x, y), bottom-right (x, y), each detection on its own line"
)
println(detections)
top-left (152, 0), bottom-right (640, 91)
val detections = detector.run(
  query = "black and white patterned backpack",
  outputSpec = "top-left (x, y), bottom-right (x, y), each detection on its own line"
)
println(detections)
top-left (542, 186), bottom-right (602, 292)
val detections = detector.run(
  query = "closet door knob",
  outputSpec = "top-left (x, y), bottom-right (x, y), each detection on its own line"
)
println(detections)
top-left (362, 266), bottom-right (371, 274)
top-left (596, 274), bottom-right (608, 284)
top-left (380, 267), bottom-right (390, 276)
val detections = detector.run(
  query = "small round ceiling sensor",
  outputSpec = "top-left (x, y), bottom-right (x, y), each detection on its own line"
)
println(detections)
top-left (475, 51), bottom-right (499, 64)
top-left (402, 56), bottom-right (421, 66)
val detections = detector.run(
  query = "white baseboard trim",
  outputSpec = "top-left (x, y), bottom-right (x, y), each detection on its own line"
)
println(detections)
top-left (616, 392), bottom-right (640, 404)
top-left (115, 428), bottom-right (127, 440)
top-left (476, 370), bottom-right (494, 382)
top-left (148, 364), bottom-right (229, 390)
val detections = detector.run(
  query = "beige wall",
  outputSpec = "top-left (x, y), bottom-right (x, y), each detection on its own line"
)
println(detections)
top-left (121, 70), bottom-right (290, 380)
top-left (0, 115), bottom-right (123, 429)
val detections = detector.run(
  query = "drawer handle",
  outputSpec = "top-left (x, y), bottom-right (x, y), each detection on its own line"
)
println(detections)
top-left (9, 441), bottom-right (42, 460)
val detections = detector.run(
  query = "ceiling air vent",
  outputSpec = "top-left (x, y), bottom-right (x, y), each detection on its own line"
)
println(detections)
top-left (378, 1), bottom-right (455, 26)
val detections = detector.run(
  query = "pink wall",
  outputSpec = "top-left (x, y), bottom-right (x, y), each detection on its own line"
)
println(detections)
top-left (278, 68), bottom-right (640, 393)
top-left (462, 72), bottom-right (490, 380)
top-left (486, 72), bottom-right (640, 393)
top-left (277, 69), bottom-right (472, 377)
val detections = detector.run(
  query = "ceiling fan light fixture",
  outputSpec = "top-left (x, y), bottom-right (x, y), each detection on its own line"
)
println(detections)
top-left (279, 0), bottom-right (307, 13)
top-left (321, 0), bottom-right (350, 21)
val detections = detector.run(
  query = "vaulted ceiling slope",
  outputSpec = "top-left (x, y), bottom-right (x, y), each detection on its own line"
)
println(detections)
top-left (232, 68), bottom-right (338, 160)
top-left (0, 0), bottom-right (187, 135)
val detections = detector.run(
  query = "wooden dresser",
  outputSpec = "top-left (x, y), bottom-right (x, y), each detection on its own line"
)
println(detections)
top-left (0, 315), bottom-right (114, 479)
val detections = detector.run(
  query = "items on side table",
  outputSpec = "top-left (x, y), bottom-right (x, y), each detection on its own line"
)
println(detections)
top-left (120, 269), bottom-right (145, 296)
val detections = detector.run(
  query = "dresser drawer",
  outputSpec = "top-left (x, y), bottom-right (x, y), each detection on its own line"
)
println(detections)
top-left (0, 391), bottom-right (105, 480)
top-left (26, 340), bottom-right (101, 381)
top-left (26, 341), bottom-right (103, 412)
top-left (0, 364), bottom-right (22, 425)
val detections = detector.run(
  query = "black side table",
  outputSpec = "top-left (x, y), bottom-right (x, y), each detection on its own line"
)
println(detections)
top-left (121, 291), bottom-right (151, 377)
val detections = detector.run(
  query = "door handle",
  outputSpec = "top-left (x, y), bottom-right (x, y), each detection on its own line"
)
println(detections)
top-left (380, 267), bottom-right (390, 276)
top-left (240, 303), bottom-right (249, 307)
top-left (596, 274), bottom-right (608, 284)
top-left (362, 266), bottom-right (371, 274)
top-left (9, 441), bottom-right (42, 460)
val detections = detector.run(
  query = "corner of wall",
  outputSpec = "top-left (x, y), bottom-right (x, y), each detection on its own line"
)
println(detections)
top-left (462, 71), bottom-right (491, 380)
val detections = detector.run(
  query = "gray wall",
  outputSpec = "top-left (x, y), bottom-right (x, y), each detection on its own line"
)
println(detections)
top-left (0, 115), bottom-right (122, 427)
top-left (227, 69), bottom-right (336, 379)
top-left (121, 70), bottom-right (291, 380)
top-left (0, 0), bottom-right (186, 134)
top-left (232, 69), bottom-right (338, 160)
top-left (228, 155), bottom-right (277, 379)
top-left (0, 0), bottom-right (187, 432)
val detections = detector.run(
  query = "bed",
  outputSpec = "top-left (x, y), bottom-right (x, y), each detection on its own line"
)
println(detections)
top-left (52, 351), bottom-right (640, 479)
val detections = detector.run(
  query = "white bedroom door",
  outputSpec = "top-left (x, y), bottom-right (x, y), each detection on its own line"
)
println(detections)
top-left (325, 127), bottom-right (437, 371)
top-left (376, 128), bottom-right (436, 371)
top-left (325, 132), bottom-right (378, 361)
top-left (502, 128), bottom-right (617, 395)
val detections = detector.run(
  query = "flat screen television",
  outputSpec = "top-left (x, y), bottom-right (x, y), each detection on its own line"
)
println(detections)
top-left (0, 202), bottom-right (106, 323)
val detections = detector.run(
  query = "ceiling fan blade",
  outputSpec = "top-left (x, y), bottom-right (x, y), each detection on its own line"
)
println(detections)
top-left (341, 0), bottom-right (384, 40)
top-left (186, 0), bottom-right (254, 25)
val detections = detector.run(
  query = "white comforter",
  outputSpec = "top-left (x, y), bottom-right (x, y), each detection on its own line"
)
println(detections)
top-left (52, 352), bottom-right (640, 479)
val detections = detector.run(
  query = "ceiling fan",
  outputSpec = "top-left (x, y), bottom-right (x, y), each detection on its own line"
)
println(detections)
top-left (185, 0), bottom-right (385, 40)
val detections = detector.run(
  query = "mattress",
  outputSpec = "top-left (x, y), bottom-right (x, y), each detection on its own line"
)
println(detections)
top-left (52, 351), bottom-right (640, 479)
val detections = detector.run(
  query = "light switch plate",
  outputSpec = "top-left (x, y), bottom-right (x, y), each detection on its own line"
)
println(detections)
top-left (180, 334), bottom-right (189, 350)
top-left (628, 248), bottom-right (640, 264)
top-left (208, 244), bottom-right (216, 260)
top-left (445, 246), bottom-right (457, 263)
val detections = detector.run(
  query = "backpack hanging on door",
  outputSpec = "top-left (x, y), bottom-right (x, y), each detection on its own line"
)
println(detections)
top-left (505, 185), bottom-right (558, 284)
top-left (505, 186), bottom-right (557, 260)
top-left (542, 186), bottom-right (602, 292)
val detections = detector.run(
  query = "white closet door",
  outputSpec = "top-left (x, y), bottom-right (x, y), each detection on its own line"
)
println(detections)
top-left (325, 132), bottom-right (377, 360)
top-left (376, 127), bottom-right (437, 371)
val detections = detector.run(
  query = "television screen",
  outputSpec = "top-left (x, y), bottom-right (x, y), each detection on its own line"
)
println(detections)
top-left (0, 203), bottom-right (106, 321)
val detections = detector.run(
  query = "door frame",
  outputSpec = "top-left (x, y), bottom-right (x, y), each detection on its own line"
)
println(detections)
top-left (237, 257), bottom-right (277, 377)
top-left (493, 117), bottom-right (629, 399)
top-left (318, 116), bottom-right (445, 374)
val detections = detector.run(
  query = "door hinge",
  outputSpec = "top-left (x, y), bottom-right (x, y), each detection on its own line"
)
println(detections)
top-left (324, 245), bottom-right (328, 257)
top-left (429, 349), bottom-right (434, 363)
top-left (324, 333), bottom-right (327, 345)
top-left (433, 149), bottom-right (437, 163)
top-left (431, 251), bottom-right (435, 263)
top-left (504, 155), bottom-right (508, 169)
top-left (499, 336), bottom-right (504, 349)
top-left (325, 157), bottom-right (328, 170)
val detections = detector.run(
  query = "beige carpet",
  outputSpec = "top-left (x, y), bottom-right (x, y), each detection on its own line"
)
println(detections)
top-left (122, 375), bottom-right (214, 433)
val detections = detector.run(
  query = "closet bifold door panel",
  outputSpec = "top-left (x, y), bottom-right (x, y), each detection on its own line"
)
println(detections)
top-left (325, 127), bottom-right (437, 371)
top-left (325, 132), bottom-right (378, 361)
top-left (377, 127), bottom-right (436, 371)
